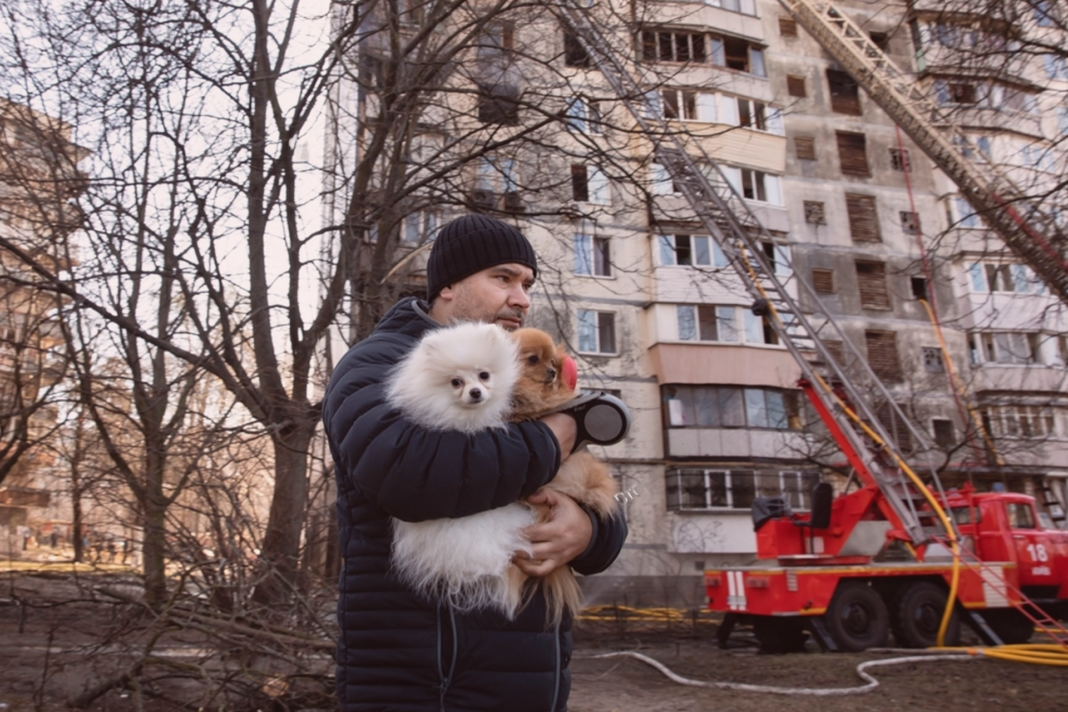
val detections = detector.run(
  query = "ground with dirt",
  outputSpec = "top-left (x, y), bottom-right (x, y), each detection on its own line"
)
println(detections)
top-left (569, 631), bottom-right (1066, 712)
top-left (2, 570), bottom-right (1066, 711)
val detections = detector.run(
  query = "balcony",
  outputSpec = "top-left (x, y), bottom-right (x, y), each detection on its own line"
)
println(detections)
top-left (648, 342), bottom-right (800, 389)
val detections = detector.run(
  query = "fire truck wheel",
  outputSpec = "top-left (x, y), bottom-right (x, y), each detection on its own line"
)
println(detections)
top-left (824, 582), bottom-right (889, 652)
top-left (891, 582), bottom-right (960, 648)
top-left (984, 609), bottom-right (1034, 644)
top-left (752, 617), bottom-right (808, 654)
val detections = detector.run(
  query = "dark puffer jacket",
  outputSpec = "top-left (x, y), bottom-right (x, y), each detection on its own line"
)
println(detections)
top-left (322, 297), bottom-right (628, 712)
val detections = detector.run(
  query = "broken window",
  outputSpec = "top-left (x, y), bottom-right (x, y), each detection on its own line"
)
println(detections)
top-left (845, 193), bottom-right (880, 241)
top-left (911, 276), bottom-right (929, 300)
top-left (787, 74), bottom-right (807, 97)
top-left (477, 83), bottom-right (520, 125)
top-left (837, 131), bottom-right (871, 176)
top-left (564, 28), bottom-right (590, 67)
top-left (804, 201), bottom-right (826, 224)
top-left (900, 211), bottom-right (921, 235)
top-left (932, 419), bottom-right (956, 448)
top-left (779, 17), bottom-right (798, 37)
top-left (923, 347), bottom-right (944, 373)
top-left (875, 401), bottom-right (912, 450)
top-left (827, 69), bottom-right (861, 115)
top-left (866, 330), bottom-right (902, 381)
top-left (717, 36), bottom-right (766, 76)
top-left (794, 135), bottom-right (816, 159)
top-left (812, 268), bottom-right (835, 293)
top-left (856, 261), bottom-right (892, 310)
top-left (641, 30), bottom-right (706, 63)
top-left (890, 148), bottom-right (911, 171)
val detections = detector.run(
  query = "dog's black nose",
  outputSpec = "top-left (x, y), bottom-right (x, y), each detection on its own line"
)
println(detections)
top-left (470, 388), bottom-right (482, 400)
top-left (547, 369), bottom-right (556, 380)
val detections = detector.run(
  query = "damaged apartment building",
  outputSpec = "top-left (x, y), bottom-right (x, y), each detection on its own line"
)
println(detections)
top-left (325, 0), bottom-right (1068, 605)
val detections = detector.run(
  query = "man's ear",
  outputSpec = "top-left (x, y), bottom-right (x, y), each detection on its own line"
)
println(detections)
top-left (437, 284), bottom-right (456, 302)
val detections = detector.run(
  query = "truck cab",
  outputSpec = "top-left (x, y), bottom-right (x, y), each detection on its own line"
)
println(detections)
top-left (950, 491), bottom-right (1068, 602)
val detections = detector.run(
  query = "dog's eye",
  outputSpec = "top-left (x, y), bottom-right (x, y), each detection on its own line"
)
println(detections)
top-left (451, 378), bottom-right (462, 388)
top-left (478, 371), bottom-right (490, 381)
top-left (527, 355), bottom-right (539, 365)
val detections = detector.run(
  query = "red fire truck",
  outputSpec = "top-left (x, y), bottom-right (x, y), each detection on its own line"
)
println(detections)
top-left (706, 476), bottom-right (1068, 652)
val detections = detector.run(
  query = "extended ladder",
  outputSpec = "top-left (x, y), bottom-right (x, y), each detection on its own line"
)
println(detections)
top-left (778, 0), bottom-right (1068, 305)
top-left (557, 2), bottom-right (952, 547)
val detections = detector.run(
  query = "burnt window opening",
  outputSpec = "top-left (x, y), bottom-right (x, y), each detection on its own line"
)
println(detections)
top-left (947, 82), bottom-right (977, 104)
top-left (812, 268), bottom-right (835, 293)
top-left (837, 131), bottom-right (871, 176)
top-left (564, 29), bottom-right (590, 67)
top-left (911, 276), bottom-right (929, 301)
top-left (933, 419), bottom-right (956, 448)
top-left (866, 330), bottom-right (902, 381)
top-left (827, 69), bottom-right (862, 115)
top-left (890, 148), bottom-right (911, 171)
top-left (923, 347), bottom-right (945, 373)
top-left (845, 193), bottom-right (880, 242)
top-left (804, 201), bottom-right (826, 224)
top-left (823, 339), bottom-right (845, 365)
top-left (795, 135), bottom-right (816, 159)
top-left (722, 36), bottom-right (763, 74)
top-left (641, 30), bottom-right (706, 63)
top-left (856, 260), bottom-right (892, 310)
top-left (477, 83), bottom-right (520, 125)
top-left (875, 400), bottom-right (912, 451)
top-left (571, 164), bottom-right (589, 202)
top-left (900, 211), bottom-right (921, 235)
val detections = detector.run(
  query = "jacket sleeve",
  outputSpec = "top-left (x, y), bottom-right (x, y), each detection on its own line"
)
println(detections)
top-left (570, 508), bottom-right (628, 576)
top-left (325, 360), bottom-right (561, 522)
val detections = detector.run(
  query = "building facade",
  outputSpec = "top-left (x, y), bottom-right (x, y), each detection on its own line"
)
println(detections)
top-left (330, 0), bottom-right (1068, 606)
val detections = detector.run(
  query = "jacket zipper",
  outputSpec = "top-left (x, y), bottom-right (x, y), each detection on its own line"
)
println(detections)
top-left (438, 603), bottom-right (457, 711)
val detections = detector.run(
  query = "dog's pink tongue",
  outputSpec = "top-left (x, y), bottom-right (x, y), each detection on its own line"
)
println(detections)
top-left (562, 356), bottom-right (578, 391)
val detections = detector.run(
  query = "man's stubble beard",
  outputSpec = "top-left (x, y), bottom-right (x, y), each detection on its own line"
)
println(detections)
top-left (451, 287), bottom-right (525, 331)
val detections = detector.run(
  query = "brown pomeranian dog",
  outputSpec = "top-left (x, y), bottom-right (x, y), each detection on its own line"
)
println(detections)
top-left (509, 328), bottom-right (620, 624)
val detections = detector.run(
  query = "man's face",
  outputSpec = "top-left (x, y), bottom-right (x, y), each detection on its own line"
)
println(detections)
top-left (439, 263), bottom-right (535, 331)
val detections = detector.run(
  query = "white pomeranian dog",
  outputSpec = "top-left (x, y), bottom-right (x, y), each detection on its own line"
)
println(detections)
top-left (385, 322), bottom-right (536, 616)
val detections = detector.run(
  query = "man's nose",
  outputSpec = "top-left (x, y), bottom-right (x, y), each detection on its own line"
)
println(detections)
top-left (508, 284), bottom-right (531, 310)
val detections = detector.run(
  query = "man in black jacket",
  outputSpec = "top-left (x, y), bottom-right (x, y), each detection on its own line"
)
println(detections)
top-left (322, 214), bottom-right (627, 711)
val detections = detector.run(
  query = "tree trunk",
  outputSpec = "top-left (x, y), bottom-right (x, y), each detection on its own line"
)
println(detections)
top-left (252, 419), bottom-right (316, 605)
top-left (142, 453), bottom-right (169, 606)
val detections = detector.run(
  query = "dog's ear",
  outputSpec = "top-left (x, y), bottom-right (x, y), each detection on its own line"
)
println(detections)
top-left (553, 343), bottom-right (568, 367)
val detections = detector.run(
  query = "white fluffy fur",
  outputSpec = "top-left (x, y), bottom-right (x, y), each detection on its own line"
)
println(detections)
top-left (386, 322), bottom-right (519, 434)
top-left (387, 322), bottom-right (529, 616)
top-left (391, 505), bottom-right (535, 615)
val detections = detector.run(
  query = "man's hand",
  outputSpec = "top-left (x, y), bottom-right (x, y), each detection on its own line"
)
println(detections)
top-left (513, 488), bottom-right (593, 578)
top-left (539, 412), bottom-right (576, 460)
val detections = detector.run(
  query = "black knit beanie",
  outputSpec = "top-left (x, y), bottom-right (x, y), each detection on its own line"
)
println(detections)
top-left (426, 214), bottom-right (538, 301)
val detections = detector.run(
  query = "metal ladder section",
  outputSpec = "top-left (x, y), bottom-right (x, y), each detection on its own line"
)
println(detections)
top-left (778, 0), bottom-right (1068, 306)
top-left (556, 1), bottom-right (950, 548)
